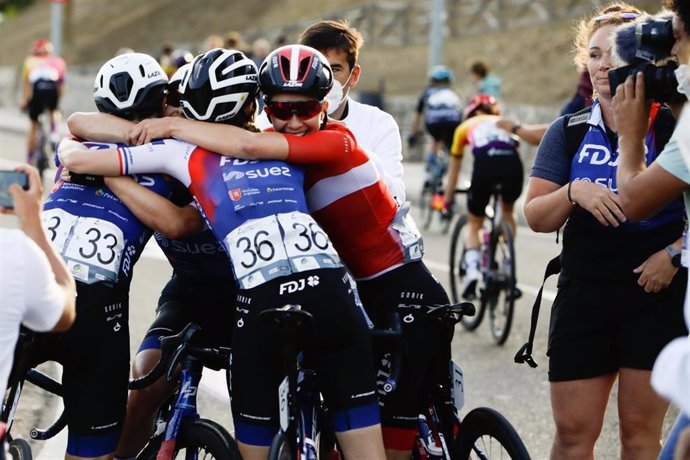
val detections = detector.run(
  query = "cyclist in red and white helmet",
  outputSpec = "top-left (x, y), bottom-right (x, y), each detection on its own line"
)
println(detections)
top-left (21, 38), bottom-right (66, 169)
top-left (124, 44), bottom-right (453, 460)
top-left (443, 93), bottom-right (524, 300)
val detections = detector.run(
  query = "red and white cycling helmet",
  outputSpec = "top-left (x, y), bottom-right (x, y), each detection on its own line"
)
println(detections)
top-left (181, 48), bottom-right (259, 123)
top-left (30, 38), bottom-right (52, 56)
top-left (463, 93), bottom-right (500, 120)
top-left (94, 52), bottom-right (168, 120)
top-left (258, 45), bottom-right (333, 101)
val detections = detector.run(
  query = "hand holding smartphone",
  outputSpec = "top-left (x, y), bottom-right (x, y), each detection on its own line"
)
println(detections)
top-left (0, 170), bottom-right (29, 209)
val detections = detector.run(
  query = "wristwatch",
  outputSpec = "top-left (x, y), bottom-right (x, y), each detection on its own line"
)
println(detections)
top-left (665, 244), bottom-right (682, 268)
top-left (511, 123), bottom-right (522, 134)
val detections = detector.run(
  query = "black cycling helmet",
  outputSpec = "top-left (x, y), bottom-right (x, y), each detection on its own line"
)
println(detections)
top-left (259, 45), bottom-right (333, 101)
top-left (180, 48), bottom-right (259, 124)
top-left (94, 53), bottom-right (168, 120)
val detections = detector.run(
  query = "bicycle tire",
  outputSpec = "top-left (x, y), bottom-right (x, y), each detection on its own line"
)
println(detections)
top-left (448, 215), bottom-right (485, 330)
top-left (8, 438), bottom-right (33, 460)
top-left (136, 418), bottom-right (241, 460)
top-left (419, 181), bottom-right (433, 229)
top-left (267, 431), bottom-right (293, 460)
top-left (452, 407), bottom-right (530, 460)
top-left (486, 221), bottom-right (516, 346)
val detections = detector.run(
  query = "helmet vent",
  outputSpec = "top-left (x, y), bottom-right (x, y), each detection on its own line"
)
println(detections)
top-left (110, 72), bottom-right (134, 103)
top-left (298, 58), bottom-right (310, 81)
top-left (138, 64), bottom-right (145, 78)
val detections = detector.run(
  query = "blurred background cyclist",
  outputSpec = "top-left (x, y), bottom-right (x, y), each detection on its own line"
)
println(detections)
top-left (20, 38), bottom-right (66, 167)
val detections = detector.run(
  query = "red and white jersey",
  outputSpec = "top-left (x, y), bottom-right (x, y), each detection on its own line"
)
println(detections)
top-left (283, 123), bottom-right (422, 279)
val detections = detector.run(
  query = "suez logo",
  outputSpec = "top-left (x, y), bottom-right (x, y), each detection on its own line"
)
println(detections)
top-left (219, 157), bottom-right (291, 180)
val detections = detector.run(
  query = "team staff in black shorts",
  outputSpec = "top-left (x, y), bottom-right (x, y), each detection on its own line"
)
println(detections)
top-left (442, 94), bottom-right (523, 300)
top-left (524, 3), bottom-right (687, 458)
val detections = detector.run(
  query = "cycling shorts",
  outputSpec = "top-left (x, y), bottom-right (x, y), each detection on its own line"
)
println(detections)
top-left (231, 268), bottom-right (379, 446)
top-left (357, 261), bottom-right (453, 436)
top-left (138, 273), bottom-right (237, 353)
top-left (425, 121), bottom-right (460, 149)
top-left (59, 282), bottom-right (130, 456)
top-left (548, 271), bottom-right (688, 382)
top-left (468, 153), bottom-right (523, 217)
top-left (28, 80), bottom-right (58, 122)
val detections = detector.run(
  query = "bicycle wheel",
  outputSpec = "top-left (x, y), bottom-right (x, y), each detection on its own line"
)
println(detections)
top-left (485, 221), bottom-right (516, 346)
top-left (267, 431), bottom-right (293, 460)
top-left (419, 180), bottom-right (434, 229)
top-left (452, 407), bottom-right (530, 460)
top-left (8, 438), bottom-right (33, 460)
top-left (449, 215), bottom-right (485, 330)
top-left (137, 418), bottom-right (241, 460)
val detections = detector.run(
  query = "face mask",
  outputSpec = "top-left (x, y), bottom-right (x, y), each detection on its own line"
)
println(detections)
top-left (675, 64), bottom-right (690, 96)
top-left (325, 72), bottom-right (352, 115)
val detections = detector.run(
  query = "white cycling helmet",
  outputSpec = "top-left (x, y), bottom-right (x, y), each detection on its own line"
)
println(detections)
top-left (94, 52), bottom-right (169, 119)
top-left (181, 48), bottom-right (259, 124)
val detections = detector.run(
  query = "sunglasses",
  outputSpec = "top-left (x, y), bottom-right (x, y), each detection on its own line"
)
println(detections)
top-left (593, 12), bottom-right (639, 23)
top-left (266, 100), bottom-right (323, 120)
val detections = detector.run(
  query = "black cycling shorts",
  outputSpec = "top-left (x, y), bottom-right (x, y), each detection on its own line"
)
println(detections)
top-left (357, 261), bottom-right (453, 430)
top-left (231, 268), bottom-right (378, 433)
top-left (468, 153), bottom-right (523, 217)
top-left (425, 121), bottom-right (460, 149)
top-left (140, 273), bottom-right (237, 351)
top-left (58, 282), bottom-right (130, 440)
top-left (28, 80), bottom-right (58, 122)
top-left (548, 270), bottom-right (688, 381)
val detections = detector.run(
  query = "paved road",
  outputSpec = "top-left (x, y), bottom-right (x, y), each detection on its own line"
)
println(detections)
top-left (0, 114), bottom-right (678, 459)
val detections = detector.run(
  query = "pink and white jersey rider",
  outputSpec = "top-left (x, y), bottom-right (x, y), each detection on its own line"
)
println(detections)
top-left (23, 55), bottom-right (66, 84)
top-left (280, 122), bottom-right (422, 280)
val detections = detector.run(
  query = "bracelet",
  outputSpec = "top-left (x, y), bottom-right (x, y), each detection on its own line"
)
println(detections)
top-left (511, 123), bottom-right (522, 134)
top-left (567, 180), bottom-right (576, 206)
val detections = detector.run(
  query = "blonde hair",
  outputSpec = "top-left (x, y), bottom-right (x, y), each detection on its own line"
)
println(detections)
top-left (572, 2), bottom-right (642, 70)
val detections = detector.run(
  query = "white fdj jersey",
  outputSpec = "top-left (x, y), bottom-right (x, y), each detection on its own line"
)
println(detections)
top-left (117, 139), bottom-right (342, 289)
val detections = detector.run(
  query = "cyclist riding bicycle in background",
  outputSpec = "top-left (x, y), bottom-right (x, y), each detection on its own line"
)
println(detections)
top-left (21, 38), bottom-right (66, 166)
top-left (409, 65), bottom-right (463, 186)
top-left (442, 94), bottom-right (524, 300)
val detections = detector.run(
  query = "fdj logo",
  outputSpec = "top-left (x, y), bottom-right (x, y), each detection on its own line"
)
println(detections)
top-left (278, 275), bottom-right (320, 294)
top-left (577, 144), bottom-right (618, 167)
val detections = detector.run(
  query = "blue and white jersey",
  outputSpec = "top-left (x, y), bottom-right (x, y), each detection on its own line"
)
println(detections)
top-left (44, 141), bottom-right (177, 286)
top-left (569, 101), bottom-right (684, 231)
top-left (117, 139), bottom-right (343, 289)
top-left (417, 86), bottom-right (463, 125)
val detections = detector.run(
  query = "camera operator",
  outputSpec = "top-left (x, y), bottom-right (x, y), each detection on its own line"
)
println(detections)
top-left (0, 164), bottom-right (76, 458)
top-left (613, 1), bottom-right (690, 458)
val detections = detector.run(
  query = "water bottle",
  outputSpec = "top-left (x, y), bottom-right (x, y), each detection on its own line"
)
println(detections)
top-left (480, 228), bottom-right (490, 271)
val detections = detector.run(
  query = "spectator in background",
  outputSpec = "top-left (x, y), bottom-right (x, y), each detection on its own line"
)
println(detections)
top-left (225, 30), bottom-right (249, 55)
top-left (200, 34), bottom-right (224, 53)
top-left (469, 59), bottom-right (502, 99)
top-left (158, 42), bottom-right (175, 78)
top-left (251, 37), bottom-right (271, 111)
top-left (0, 163), bottom-right (76, 428)
top-left (560, 70), bottom-right (594, 116)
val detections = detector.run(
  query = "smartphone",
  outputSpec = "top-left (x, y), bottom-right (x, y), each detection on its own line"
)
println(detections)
top-left (0, 170), bottom-right (29, 209)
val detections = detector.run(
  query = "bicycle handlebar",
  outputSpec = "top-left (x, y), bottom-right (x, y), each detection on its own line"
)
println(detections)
top-left (30, 411), bottom-right (67, 441)
top-left (129, 323), bottom-right (231, 390)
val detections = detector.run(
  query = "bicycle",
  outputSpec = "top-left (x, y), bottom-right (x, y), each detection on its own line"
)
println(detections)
top-left (410, 302), bottom-right (530, 460)
top-left (448, 184), bottom-right (518, 345)
top-left (130, 322), bottom-right (241, 460)
top-left (27, 112), bottom-right (57, 183)
top-left (1, 329), bottom-right (68, 460)
top-left (419, 148), bottom-right (452, 234)
top-left (260, 304), bottom-right (402, 460)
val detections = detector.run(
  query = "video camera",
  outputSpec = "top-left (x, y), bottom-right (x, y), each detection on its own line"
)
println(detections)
top-left (609, 13), bottom-right (684, 103)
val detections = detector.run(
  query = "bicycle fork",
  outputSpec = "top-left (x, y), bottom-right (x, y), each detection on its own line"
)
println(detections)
top-left (156, 357), bottom-right (202, 460)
